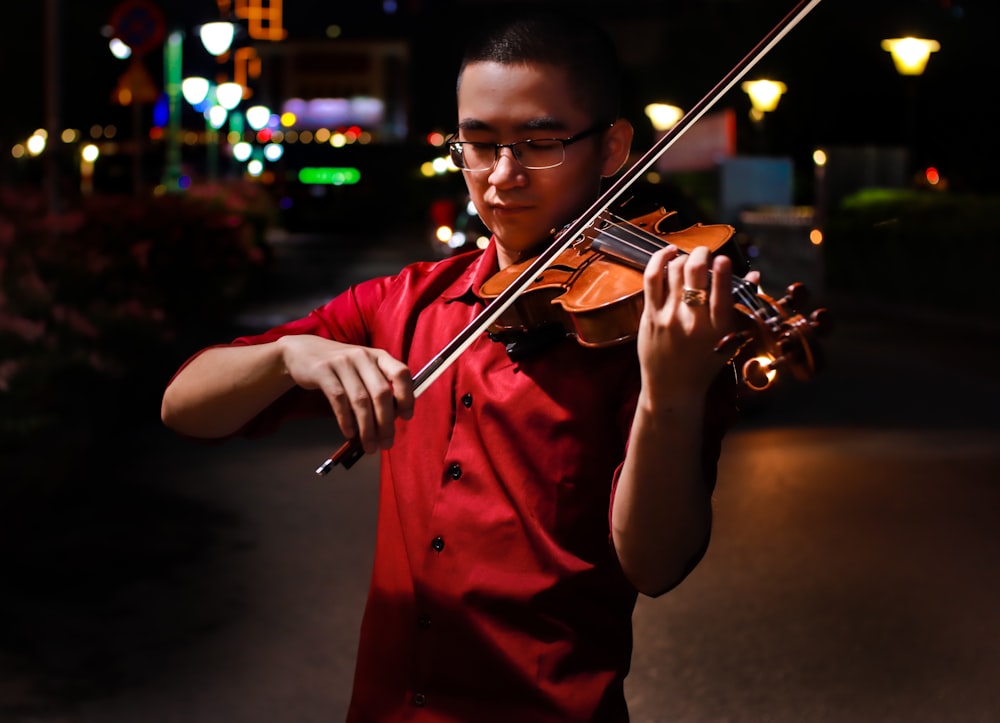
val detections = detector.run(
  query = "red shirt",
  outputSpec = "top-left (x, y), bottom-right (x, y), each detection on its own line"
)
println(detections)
top-left (223, 242), bottom-right (733, 721)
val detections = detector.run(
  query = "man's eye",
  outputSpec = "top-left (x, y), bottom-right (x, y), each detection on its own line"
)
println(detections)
top-left (526, 140), bottom-right (560, 150)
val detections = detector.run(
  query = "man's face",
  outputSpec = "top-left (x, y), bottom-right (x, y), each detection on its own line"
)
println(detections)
top-left (455, 61), bottom-right (613, 267)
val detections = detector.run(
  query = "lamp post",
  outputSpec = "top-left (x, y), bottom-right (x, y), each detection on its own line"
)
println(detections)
top-left (162, 30), bottom-right (185, 192)
top-left (881, 36), bottom-right (939, 169)
top-left (162, 20), bottom-right (237, 191)
top-left (741, 79), bottom-right (786, 153)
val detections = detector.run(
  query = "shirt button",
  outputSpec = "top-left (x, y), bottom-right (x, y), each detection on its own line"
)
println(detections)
top-left (431, 536), bottom-right (445, 552)
top-left (417, 615), bottom-right (432, 629)
top-left (413, 692), bottom-right (426, 707)
top-left (448, 462), bottom-right (462, 480)
top-left (461, 392), bottom-right (473, 408)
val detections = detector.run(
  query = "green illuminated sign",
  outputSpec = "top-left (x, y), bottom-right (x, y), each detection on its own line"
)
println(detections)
top-left (298, 167), bottom-right (361, 185)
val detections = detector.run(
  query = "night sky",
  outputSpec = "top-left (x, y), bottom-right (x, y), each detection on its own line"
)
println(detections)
top-left (4, 0), bottom-right (996, 191)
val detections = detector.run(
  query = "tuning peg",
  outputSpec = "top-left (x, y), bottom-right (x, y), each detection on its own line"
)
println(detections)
top-left (742, 355), bottom-right (777, 391)
top-left (778, 282), bottom-right (809, 311)
top-left (714, 329), bottom-right (754, 358)
top-left (809, 307), bottom-right (834, 336)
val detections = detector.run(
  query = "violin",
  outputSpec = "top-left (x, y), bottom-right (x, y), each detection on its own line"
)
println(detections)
top-left (479, 208), bottom-right (738, 349)
top-left (479, 207), bottom-right (832, 389)
top-left (316, 0), bottom-right (827, 474)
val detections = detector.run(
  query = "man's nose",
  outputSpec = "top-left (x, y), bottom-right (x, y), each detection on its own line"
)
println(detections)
top-left (490, 146), bottom-right (524, 180)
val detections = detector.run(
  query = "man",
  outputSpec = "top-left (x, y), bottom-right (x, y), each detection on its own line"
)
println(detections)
top-left (162, 10), bottom-right (746, 721)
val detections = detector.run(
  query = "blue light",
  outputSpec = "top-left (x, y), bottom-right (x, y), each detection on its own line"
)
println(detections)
top-left (152, 92), bottom-right (170, 127)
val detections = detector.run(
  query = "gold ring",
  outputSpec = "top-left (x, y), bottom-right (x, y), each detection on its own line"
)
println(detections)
top-left (682, 287), bottom-right (708, 306)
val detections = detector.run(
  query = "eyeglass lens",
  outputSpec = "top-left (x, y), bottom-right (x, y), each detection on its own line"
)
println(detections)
top-left (451, 139), bottom-right (566, 171)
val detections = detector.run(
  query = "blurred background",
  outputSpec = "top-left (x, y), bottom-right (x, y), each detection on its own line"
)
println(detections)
top-left (5, 0), bottom-right (994, 442)
top-left (2, 1), bottom-right (999, 721)
top-left (6, 1), bottom-right (998, 222)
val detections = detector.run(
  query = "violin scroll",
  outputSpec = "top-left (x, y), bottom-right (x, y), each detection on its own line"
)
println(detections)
top-left (721, 281), bottom-right (833, 392)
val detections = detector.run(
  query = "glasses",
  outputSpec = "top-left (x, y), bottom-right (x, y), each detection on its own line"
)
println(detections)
top-left (447, 122), bottom-right (612, 172)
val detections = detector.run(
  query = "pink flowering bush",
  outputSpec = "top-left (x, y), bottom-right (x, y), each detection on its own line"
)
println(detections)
top-left (0, 182), bottom-right (275, 480)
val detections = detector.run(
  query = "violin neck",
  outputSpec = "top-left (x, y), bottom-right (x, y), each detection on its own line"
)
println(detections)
top-left (588, 227), bottom-right (649, 271)
top-left (588, 219), bottom-right (767, 313)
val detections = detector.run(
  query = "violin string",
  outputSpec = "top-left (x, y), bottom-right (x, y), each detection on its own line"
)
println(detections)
top-left (594, 213), bottom-right (775, 319)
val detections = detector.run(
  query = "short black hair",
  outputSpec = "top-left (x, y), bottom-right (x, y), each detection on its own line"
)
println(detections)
top-left (456, 10), bottom-right (622, 124)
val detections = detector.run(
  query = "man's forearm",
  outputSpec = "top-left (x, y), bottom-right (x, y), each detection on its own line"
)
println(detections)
top-left (161, 342), bottom-right (294, 438)
top-left (612, 391), bottom-right (714, 596)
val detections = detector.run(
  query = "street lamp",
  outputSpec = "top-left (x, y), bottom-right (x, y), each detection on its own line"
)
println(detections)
top-left (882, 36), bottom-right (939, 171)
top-left (198, 21), bottom-right (236, 57)
top-left (741, 79), bottom-right (786, 154)
top-left (216, 82), bottom-right (244, 111)
top-left (741, 79), bottom-right (787, 121)
top-left (881, 37), bottom-right (940, 76)
top-left (245, 105), bottom-right (273, 131)
top-left (181, 77), bottom-right (211, 107)
top-left (644, 103), bottom-right (683, 132)
top-left (161, 19), bottom-right (239, 190)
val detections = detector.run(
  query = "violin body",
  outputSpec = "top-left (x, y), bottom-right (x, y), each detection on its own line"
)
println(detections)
top-left (479, 243), bottom-right (645, 347)
top-left (478, 209), bottom-right (737, 348)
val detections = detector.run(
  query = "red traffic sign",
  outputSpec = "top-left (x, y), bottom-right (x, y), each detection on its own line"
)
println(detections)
top-left (109, 0), bottom-right (166, 56)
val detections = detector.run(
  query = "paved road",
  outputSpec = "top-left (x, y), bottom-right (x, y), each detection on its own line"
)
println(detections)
top-left (4, 231), bottom-right (999, 722)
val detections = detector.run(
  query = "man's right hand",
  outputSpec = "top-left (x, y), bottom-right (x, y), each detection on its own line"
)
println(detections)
top-left (278, 335), bottom-right (414, 453)
top-left (162, 335), bottom-right (413, 448)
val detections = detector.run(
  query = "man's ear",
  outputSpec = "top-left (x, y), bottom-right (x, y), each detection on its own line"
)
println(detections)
top-left (601, 119), bottom-right (634, 178)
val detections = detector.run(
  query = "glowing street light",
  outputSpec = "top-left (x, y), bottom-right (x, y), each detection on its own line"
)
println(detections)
top-left (206, 105), bottom-right (229, 129)
top-left (741, 79), bottom-right (787, 117)
top-left (80, 143), bottom-right (100, 195)
top-left (216, 82), bottom-right (244, 111)
top-left (881, 37), bottom-right (940, 76)
top-left (245, 105), bottom-right (272, 131)
top-left (26, 130), bottom-right (47, 156)
top-left (644, 103), bottom-right (684, 132)
top-left (181, 76), bottom-right (211, 107)
top-left (108, 37), bottom-right (131, 60)
top-left (232, 141), bottom-right (253, 162)
top-left (198, 21), bottom-right (236, 57)
top-left (741, 79), bottom-right (786, 153)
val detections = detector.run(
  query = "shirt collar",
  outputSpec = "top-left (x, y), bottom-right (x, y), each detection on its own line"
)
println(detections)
top-left (441, 236), bottom-right (501, 304)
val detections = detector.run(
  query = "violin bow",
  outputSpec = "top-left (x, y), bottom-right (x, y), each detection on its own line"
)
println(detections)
top-left (317, 0), bottom-right (824, 474)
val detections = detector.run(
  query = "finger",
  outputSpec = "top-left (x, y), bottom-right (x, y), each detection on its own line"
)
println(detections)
top-left (665, 247), bottom-right (686, 312)
top-left (353, 355), bottom-right (405, 450)
top-left (709, 254), bottom-right (734, 322)
top-left (377, 354), bottom-right (415, 421)
top-left (682, 246), bottom-right (711, 308)
top-left (321, 362), bottom-right (369, 447)
top-left (644, 245), bottom-right (679, 311)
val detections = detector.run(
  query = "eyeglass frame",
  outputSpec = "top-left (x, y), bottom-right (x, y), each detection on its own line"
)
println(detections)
top-left (446, 122), bottom-right (613, 172)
